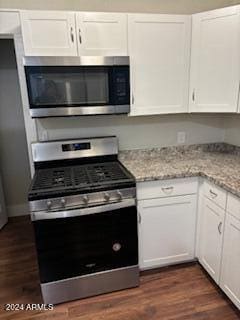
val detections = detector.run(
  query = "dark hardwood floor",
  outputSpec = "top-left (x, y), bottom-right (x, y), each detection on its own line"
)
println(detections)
top-left (0, 216), bottom-right (239, 320)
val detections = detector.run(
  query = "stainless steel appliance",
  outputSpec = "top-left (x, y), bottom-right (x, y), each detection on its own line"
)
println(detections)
top-left (24, 57), bottom-right (130, 118)
top-left (28, 136), bottom-right (139, 305)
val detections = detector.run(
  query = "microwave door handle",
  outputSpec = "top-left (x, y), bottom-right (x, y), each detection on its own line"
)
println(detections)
top-left (130, 57), bottom-right (135, 106)
top-left (31, 199), bottom-right (136, 221)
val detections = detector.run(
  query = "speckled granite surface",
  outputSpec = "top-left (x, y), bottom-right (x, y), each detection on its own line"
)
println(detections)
top-left (119, 143), bottom-right (240, 198)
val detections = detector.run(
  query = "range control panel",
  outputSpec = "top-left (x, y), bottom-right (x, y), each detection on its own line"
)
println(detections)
top-left (62, 143), bottom-right (91, 152)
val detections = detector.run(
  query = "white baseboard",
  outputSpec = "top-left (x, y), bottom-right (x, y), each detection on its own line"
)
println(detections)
top-left (7, 203), bottom-right (29, 217)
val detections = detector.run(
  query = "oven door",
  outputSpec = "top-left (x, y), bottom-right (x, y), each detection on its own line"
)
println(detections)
top-left (25, 64), bottom-right (130, 117)
top-left (32, 199), bottom-right (138, 284)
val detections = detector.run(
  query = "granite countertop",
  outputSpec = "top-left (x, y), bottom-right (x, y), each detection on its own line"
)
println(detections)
top-left (119, 143), bottom-right (240, 198)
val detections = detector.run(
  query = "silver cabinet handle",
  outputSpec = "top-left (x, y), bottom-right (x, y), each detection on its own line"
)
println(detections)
top-left (209, 189), bottom-right (218, 198)
top-left (132, 94), bottom-right (135, 105)
top-left (218, 221), bottom-right (223, 234)
top-left (70, 27), bottom-right (74, 43)
top-left (192, 89), bottom-right (195, 102)
top-left (78, 28), bottom-right (82, 44)
top-left (161, 186), bottom-right (174, 194)
top-left (138, 212), bottom-right (141, 224)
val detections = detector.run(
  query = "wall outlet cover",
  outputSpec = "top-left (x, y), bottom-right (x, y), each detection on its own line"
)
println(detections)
top-left (177, 131), bottom-right (186, 144)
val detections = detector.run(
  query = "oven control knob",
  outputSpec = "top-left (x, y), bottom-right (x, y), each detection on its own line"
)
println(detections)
top-left (104, 192), bottom-right (110, 202)
top-left (82, 195), bottom-right (89, 205)
top-left (117, 191), bottom-right (123, 201)
top-left (112, 243), bottom-right (121, 252)
top-left (60, 198), bottom-right (66, 207)
top-left (46, 200), bottom-right (52, 210)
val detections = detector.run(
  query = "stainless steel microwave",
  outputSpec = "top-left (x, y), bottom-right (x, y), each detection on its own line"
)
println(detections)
top-left (23, 57), bottom-right (130, 118)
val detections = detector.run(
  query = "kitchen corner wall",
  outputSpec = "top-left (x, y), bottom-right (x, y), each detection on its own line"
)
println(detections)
top-left (224, 115), bottom-right (240, 147)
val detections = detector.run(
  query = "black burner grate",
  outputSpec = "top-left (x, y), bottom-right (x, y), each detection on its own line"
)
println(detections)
top-left (72, 166), bottom-right (91, 187)
top-left (32, 167), bottom-right (72, 190)
top-left (85, 163), bottom-right (129, 184)
top-left (31, 161), bottom-right (132, 194)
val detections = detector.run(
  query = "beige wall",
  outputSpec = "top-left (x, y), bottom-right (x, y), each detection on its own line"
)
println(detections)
top-left (0, 0), bottom-right (240, 13)
top-left (224, 115), bottom-right (240, 147)
top-left (37, 115), bottom-right (225, 150)
top-left (0, 39), bottom-right (31, 216)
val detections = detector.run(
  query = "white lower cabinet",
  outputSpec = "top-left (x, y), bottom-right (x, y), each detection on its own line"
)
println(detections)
top-left (220, 213), bottom-right (240, 309)
top-left (198, 197), bottom-right (225, 284)
top-left (197, 187), bottom-right (240, 310)
top-left (138, 195), bottom-right (197, 270)
top-left (137, 178), bottom-right (240, 310)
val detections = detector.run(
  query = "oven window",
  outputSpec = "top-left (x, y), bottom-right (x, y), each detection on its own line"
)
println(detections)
top-left (25, 66), bottom-right (110, 107)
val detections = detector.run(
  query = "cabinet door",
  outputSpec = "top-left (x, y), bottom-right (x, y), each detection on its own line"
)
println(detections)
top-left (76, 12), bottom-right (128, 56)
top-left (220, 213), bottom-right (240, 309)
top-left (128, 14), bottom-right (191, 116)
top-left (138, 195), bottom-right (197, 270)
top-left (20, 10), bottom-right (78, 56)
top-left (198, 197), bottom-right (225, 283)
top-left (189, 6), bottom-right (240, 113)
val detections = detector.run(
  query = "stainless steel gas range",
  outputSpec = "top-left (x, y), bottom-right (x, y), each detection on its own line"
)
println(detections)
top-left (28, 136), bottom-right (139, 305)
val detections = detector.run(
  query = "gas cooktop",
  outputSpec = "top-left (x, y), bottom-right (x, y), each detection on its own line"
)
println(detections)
top-left (29, 160), bottom-right (135, 201)
top-left (28, 137), bottom-right (136, 213)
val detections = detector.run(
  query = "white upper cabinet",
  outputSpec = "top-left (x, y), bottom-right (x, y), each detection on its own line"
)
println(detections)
top-left (128, 14), bottom-right (191, 116)
top-left (20, 11), bottom-right (127, 57)
top-left (189, 6), bottom-right (240, 113)
top-left (75, 12), bottom-right (128, 56)
top-left (20, 11), bottom-right (78, 56)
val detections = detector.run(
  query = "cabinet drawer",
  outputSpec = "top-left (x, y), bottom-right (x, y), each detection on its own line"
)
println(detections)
top-left (203, 180), bottom-right (227, 209)
top-left (227, 193), bottom-right (240, 221)
top-left (137, 178), bottom-right (198, 200)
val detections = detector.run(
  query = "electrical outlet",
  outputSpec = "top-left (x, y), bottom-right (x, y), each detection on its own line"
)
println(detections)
top-left (177, 132), bottom-right (186, 144)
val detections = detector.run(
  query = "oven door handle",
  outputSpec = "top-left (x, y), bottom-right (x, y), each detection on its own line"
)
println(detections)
top-left (31, 199), bottom-right (136, 221)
